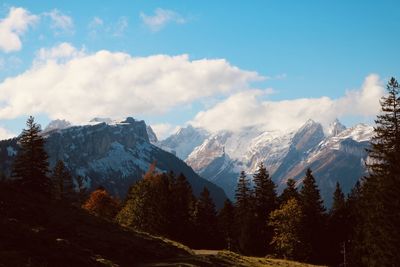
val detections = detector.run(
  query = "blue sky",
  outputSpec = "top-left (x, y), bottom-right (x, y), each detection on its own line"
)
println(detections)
top-left (0, 1), bottom-right (399, 139)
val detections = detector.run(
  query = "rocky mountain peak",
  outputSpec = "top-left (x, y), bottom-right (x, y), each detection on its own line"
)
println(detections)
top-left (292, 119), bottom-right (325, 152)
top-left (146, 125), bottom-right (158, 144)
top-left (43, 119), bottom-right (72, 134)
top-left (159, 125), bottom-right (209, 160)
top-left (327, 119), bottom-right (346, 137)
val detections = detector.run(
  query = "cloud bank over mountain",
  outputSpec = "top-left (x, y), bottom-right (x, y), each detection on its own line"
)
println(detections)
top-left (0, 43), bottom-right (262, 124)
top-left (191, 74), bottom-right (383, 133)
top-left (0, 42), bottom-right (384, 138)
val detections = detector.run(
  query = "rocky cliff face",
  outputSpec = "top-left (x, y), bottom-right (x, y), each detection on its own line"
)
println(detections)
top-left (0, 118), bottom-right (227, 208)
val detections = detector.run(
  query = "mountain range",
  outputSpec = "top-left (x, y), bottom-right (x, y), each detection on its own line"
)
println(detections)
top-left (0, 116), bottom-right (374, 208)
top-left (0, 117), bottom-right (227, 208)
top-left (158, 119), bottom-right (373, 207)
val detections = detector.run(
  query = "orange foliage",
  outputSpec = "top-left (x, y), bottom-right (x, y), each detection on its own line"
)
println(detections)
top-left (82, 188), bottom-right (120, 219)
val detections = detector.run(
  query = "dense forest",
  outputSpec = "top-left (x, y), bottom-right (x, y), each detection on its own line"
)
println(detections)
top-left (1, 77), bottom-right (399, 267)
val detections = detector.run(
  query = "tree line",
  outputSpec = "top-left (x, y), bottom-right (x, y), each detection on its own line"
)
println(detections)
top-left (2, 77), bottom-right (400, 266)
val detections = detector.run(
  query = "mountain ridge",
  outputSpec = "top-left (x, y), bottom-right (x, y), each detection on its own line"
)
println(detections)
top-left (158, 119), bottom-right (373, 206)
top-left (0, 117), bottom-right (227, 208)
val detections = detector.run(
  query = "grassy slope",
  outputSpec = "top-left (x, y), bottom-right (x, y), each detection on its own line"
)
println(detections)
top-left (0, 183), bottom-right (324, 267)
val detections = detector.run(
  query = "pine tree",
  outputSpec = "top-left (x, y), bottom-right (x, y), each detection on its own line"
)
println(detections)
top-left (235, 171), bottom-right (251, 209)
top-left (193, 187), bottom-right (221, 249)
top-left (347, 181), bottom-right (362, 267)
top-left (279, 178), bottom-right (299, 205)
top-left (51, 160), bottom-right (74, 200)
top-left (12, 116), bottom-right (50, 195)
top-left (327, 182), bottom-right (349, 265)
top-left (269, 198), bottom-right (304, 260)
top-left (218, 198), bottom-right (235, 250)
top-left (169, 173), bottom-right (195, 245)
top-left (82, 187), bottom-right (120, 219)
top-left (234, 170), bottom-right (256, 255)
top-left (355, 77), bottom-right (400, 266)
top-left (252, 162), bottom-right (277, 255)
top-left (299, 168), bottom-right (326, 263)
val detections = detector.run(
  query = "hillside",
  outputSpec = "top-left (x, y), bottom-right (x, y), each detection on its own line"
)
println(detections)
top-left (0, 183), bottom-right (324, 267)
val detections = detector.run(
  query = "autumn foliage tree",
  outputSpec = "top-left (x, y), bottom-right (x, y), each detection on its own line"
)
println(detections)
top-left (269, 198), bottom-right (304, 260)
top-left (116, 166), bottom-right (171, 236)
top-left (82, 187), bottom-right (120, 220)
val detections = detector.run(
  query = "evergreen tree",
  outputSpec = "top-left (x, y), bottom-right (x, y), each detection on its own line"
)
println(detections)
top-left (252, 162), bottom-right (277, 255)
top-left (82, 187), bottom-right (120, 219)
top-left (12, 116), bottom-right (50, 195)
top-left (327, 182), bottom-right (349, 265)
top-left (269, 198), bottom-right (304, 260)
top-left (279, 178), bottom-right (299, 205)
top-left (234, 171), bottom-right (256, 255)
top-left (193, 187), bottom-right (221, 249)
top-left (347, 181), bottom-right (362, 267)
top-left (169, 173), bottom-right (195, 245)
top-left (218, 198), bottom-right (235, 250)
top-left (299, 168), bottom-right (326, 263)
top-left (51, 160), bottom-right (74, 200)
top-left (355, 77), bottom-right (400, 266)
top-left (235, 171), bottom-right (251, 210)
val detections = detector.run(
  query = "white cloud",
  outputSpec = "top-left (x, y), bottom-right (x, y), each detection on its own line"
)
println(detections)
top-left (191, 74), bottom-right (384, 133)
top-left (150, 123), bottom-right (179, 140)
top-left (0, 7), bottom-right (38, 53)
top-left (0, 43), bottom-right (262, 124)
top-left (35, 42), bottom-right (85, 63)
top-left (140, 8), bottom-right (186, 31)
top-left (44, 9), bottom-right (74, 35)
top-left (0, 126), bottom-right (15, 140)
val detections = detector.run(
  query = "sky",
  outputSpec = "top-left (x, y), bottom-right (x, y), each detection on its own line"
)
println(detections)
top-left (0, 1), bottom-right (399, 139)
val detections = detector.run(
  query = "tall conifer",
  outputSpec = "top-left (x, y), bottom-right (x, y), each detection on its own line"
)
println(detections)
top-left (356, 77), bottom-right (400, 266)
top-left (12, 116), bottom-right (50, 195)
top-left (253, 162), bottom-right (277, 255)
top-left (193, 187), bottom-right (220, 248)
top-left (328, 182), bottom-right (348, 265)
top-left (299, 168), bottom-right (326, 263)
top-left (235, 171), bottom-right (256, 255)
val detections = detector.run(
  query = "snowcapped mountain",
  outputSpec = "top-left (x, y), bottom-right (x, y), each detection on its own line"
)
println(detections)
top-left (158, 125), bottom-right (209, 160)
top-left (159, 120), bottom-right (374, 206)
top-left (0, 117), bottom-right (227, 207)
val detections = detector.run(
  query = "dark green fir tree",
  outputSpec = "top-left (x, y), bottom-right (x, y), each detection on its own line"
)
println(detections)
top-left (252, 162), bottom-right (277, 255)
top-left (355, 77), bottom-right (400, 266)
top-left (12, 116), bottom-right (50, 195)
top-left (299, 168), bottom-right (326, 263)
top-left (193, 187), bottom-right (221, 249)
top-left (218, 198), bottom-right (236, 250)
top-left (51, 160), bottom-right (74, 200)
